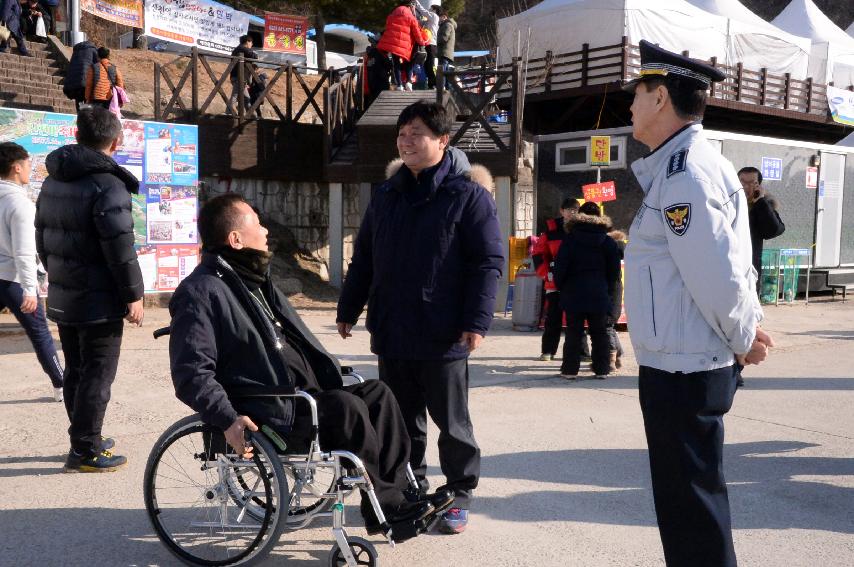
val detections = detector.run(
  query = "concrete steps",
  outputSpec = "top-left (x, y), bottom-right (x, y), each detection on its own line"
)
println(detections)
top-left (0, 39), bottom-right (75, 114)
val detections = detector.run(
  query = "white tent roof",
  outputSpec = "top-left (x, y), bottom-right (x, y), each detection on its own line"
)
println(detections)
top-left (496, 0), bottom-right (811, 85)
top-left (497, 0), bottom-right (730, 69)
top-left (687, 0), bottom-right (810, 78)
top-left (847, 21), bottom-right (854, 38)
top-left (771, 0), bottom-right (854, 86)
top-left (837, 131), bottom-right (854, 147)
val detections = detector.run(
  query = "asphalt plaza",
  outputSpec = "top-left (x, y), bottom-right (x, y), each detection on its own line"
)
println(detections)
top-left (0, 300), bottom-right (852, 566)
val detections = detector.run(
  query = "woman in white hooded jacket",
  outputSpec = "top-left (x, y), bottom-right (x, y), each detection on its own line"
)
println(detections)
top-left (0, 142), bottom-right (64, 400)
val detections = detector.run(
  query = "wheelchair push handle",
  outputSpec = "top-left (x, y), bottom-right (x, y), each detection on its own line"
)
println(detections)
top-left (153, 326), bottom-right (171, 340)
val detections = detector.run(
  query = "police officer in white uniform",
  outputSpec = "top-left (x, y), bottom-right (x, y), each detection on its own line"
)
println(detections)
top-left (623, 41), bottom-right (775, 567)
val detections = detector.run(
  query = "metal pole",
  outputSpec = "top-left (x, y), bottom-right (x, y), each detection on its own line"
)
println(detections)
top-left (69, 0), bottom-right (84, 45)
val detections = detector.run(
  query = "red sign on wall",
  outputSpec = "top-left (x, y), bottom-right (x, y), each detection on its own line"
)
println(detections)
top-left (264, 12), bottom-right (308, 54)
top-left (582, 181), bottom-right (617, 203)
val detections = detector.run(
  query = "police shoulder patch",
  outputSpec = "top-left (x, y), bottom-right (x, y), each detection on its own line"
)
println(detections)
top-left (666, 148), bottom-right (688, 178)
top-left (663, 203), bottom-right (691, 236)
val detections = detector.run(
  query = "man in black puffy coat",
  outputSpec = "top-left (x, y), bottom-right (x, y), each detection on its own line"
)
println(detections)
top-left (553, 201), bottom-right (621, 379)
top-left (62, 40), bottom-right (99, 110)
top-left (35, 107), bottom-right (144, 472)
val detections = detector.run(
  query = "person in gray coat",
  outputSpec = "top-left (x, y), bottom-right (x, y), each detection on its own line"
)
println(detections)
top-left (435, 6), bottom-right (455, 87)
top-left (0, 142), bottom-right (64, 401)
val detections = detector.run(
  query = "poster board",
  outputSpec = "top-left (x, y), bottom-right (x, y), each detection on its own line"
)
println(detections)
top-left (0, 108), bottom-right (200, 293)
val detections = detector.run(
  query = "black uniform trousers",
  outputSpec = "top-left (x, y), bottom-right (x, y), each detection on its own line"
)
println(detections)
top-left (541, 292), bottom-right (590, 358)
top-left (58, 320), bottom-right (124, 456)
top-left (639, 364), bottom-right (739, 567)
top-left (290, 380), bottom-right (411, 513)
top-left (378, 357), bottom-right (479, 509)
top-left (561, 311), bottom-right (609, 375)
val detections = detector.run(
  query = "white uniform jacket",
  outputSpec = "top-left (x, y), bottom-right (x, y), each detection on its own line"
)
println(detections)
top-left (625, 123), bottom-right (763, 373)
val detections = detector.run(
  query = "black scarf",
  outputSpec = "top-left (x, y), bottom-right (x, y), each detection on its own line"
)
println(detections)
top-left (216, 246), bottom-right (273, 290)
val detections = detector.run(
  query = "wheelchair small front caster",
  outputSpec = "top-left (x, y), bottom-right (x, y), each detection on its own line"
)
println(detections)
top-left (328, 536), bottom-right (378, 566)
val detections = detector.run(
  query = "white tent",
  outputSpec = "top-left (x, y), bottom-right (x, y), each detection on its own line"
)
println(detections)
top-left (847, 21), bottom-right (854, 38)
top-left (837, 131), bottom-right (854, 147)
top-left (687, 0), bottom-right (810, 79)
top-left (496, 0), bottom-right (730, 71)
top-left (771, 0), bottom-right (854, 87)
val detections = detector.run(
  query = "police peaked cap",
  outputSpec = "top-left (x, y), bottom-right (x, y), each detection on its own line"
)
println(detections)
top-left (623, 40), bottom-right (726, 93)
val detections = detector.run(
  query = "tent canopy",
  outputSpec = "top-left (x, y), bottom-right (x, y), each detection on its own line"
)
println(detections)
top-left (497, 0), bottom-right (729, 67)
top-left (771, 0), bottom-right (854, 86)
top-left (497, 0), bottom-right (811, 83)
top-left (687, 0), bottom-right (810, 78)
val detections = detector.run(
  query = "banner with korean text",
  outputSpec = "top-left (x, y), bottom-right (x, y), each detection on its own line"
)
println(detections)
top-left (263, 12), bottom-right (308, 54)
top-left (144, 0), bottom-right (250, 54)
top-left (81, 0), bottom-right (143, 28)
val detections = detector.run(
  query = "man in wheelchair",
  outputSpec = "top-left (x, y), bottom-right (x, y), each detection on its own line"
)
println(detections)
top-left (168, 194), bottom-right (453, 539)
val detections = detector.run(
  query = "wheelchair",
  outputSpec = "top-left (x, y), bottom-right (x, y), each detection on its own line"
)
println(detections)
top-left (144, 327), bottom-right (425, 566)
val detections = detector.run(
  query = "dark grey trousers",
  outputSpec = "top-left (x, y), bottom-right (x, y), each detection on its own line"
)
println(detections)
top-left (378, 357), bottom-right (480, 509)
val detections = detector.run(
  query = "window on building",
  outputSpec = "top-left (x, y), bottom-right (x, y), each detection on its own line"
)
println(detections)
top-left (554, 137), bottom-right (627, 172)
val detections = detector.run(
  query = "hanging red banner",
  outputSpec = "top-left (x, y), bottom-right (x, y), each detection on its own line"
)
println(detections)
top-left (263, 12), bottom-right (308, 54)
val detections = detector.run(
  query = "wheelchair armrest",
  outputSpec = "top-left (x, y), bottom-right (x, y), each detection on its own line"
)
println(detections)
top-left (229, 388), bottom-right (320, 445)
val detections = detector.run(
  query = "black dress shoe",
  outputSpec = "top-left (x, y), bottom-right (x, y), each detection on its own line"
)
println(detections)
top-left (422, 489), bottom-right (454, 514)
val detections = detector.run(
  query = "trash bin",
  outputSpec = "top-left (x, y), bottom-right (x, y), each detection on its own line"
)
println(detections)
top-left (760, 248), bottom-right (780, 305)
top-left (511, 264), bottom-right (542, 331)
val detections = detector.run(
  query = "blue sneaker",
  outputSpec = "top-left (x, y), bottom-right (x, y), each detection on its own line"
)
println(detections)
top-left (438, 507), bottom-right (468, 534)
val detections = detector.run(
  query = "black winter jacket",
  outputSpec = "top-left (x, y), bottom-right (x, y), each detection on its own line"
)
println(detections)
top-left (553, 213), bottom-right (621, 315)
top-left (337, 150), bottom-right (504, 360)
top-left (748, 195), bottom-right (785, 274)
top-left (35, 144), bottom-right (143, 325)
top-left (64, 41), bottom-right (99, 91)
top-left (169, 253), bottom-right (343, 432)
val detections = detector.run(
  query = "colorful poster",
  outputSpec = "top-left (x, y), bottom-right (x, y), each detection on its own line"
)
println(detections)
top-left (263, 12), bottom-right (308, 54)
top-left (143, 123), bottom-right (199, 185)
top-left (81, 0), bottom-right (144, 28)
top-left (155, 245), bottom-right (199, 291)
top-left (144, 0), bottom-right (250, 54)
top-left (145, 185), bottom-right (198, 244)
top-left (0, 108), bottom-right (200, 294)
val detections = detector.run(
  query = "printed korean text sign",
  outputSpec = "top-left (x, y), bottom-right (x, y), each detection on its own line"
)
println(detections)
top-left (263, 12), bottom-right (308, 54)
top-left (582, 181), bottom-right (616, 203)
top-left (144, 0), bottom-right (250, 54)
top-left (761, 157), bottom-right (782, 181)
top-left (589, 136), bottom-right (611, 166)
top-left (81, 0), bottom-right (143, 28)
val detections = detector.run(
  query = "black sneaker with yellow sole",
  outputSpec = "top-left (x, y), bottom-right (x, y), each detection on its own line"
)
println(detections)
top-left (64, 449), bottom-right (127, 473)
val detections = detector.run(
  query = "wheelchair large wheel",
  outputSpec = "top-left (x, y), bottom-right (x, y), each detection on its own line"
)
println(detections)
top-left (328, 536), bottom-right (378, 567)
top-left (224, 458), bottom-right (337, 525)
top-left (144, 416), bottom-right (288, 566)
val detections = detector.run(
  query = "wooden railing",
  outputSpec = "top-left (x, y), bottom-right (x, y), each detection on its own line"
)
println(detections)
top-left (154, 47), bottom-right (363, 164)
top-left (437, 59), bottom-right (524, 164)
top-left (324, 69), bottom-right (359, 161)
top-left (499, 38), bottom-right (842, 119)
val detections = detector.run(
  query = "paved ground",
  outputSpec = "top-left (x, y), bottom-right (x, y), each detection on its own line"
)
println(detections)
top-left (0, 299), bottom-right (852, 566)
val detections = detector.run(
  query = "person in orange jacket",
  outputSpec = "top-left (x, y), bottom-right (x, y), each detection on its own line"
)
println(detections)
top-left (532, 197), bottom-right (589, 362)
top-left (84, 47), bottom-right (124, 108)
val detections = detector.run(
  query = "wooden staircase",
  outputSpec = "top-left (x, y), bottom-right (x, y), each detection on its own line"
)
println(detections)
top-left (0, 41), bottom-right (75, 114)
